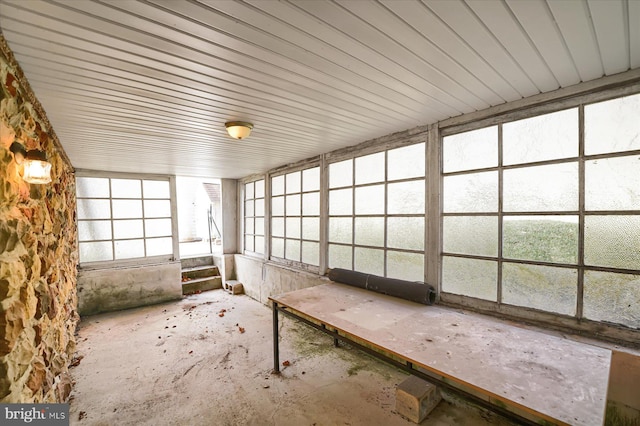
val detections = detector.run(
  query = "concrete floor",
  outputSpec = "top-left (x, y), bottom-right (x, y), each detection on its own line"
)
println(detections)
top-left (69, 290), bottom-right (516, 426)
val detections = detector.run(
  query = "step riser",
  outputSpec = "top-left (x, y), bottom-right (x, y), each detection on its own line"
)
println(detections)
top-left (182, 267), bottom-right (220, 279)
top-left (182, 276), bottom-right (223, 295)
top-left (180, 256), bottom-right (214, 269)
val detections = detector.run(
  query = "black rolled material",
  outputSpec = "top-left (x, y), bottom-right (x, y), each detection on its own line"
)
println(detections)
top-left (328, 268), bottom-right (436, 306)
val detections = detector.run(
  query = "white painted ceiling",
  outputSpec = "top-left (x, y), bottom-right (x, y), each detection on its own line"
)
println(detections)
top-left (1, 0), bottom-right (638, 179)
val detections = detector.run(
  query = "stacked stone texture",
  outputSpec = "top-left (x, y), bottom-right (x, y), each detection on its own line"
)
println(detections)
top-left (1, 34), bottom-right (78, 402)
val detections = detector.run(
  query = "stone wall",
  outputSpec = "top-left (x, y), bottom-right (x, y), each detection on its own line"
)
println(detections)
top-left (0, 33), bottom-right (78, 402)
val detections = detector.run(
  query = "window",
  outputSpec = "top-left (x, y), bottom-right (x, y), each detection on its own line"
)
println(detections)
top-left (441, 92), bottom-right (640, 328)
top-left (243, 179), bottom-right (265, 255)
top-left (328, 143), bottom-right (426, 281)
top-left (77, 175), bottom-right (175, 264)
top-left (271, 167), bottom-right (320, 266)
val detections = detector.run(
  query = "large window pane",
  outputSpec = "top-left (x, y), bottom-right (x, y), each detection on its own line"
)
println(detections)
top-left (146, 237), bottom-right (172, 256)
top-left (503, 216), bottom-right (578, 264)
top-left (77, 177), bottom-right (109, 198)
top-left (113, 200), bottom-right (142, 219)
top-left (329, 159), bottom-right (352, 188)
top-left (272, 196), bottom-right (284, 216)
top-left (78, 220), bottom-right (112, 241)
top-left (329, 244), bottom-right (352, 269)
top-left (329, 189), bottom-right (352, 215)
top-left (111, 179), bottom-right (141, 198)
top-left (354, 217), bottom-right (384, 247)
top-left (443, 171), bottom-right (498, 213)
top-left (245, 200), bottom-right (254, 217)
top-left (586, 155), bottom-right (640, 210)
top-left (144, 200), bottom-right (170, 218)
top-left (272, 217), bottom-right (284, 237)
top-left (355, 185), bottom-right (384, 215)
top-left (255, 236), bottom-right (264, 254)
top-left (387, 251), bottom-right (424, 282)
top-left (77, 199), bottom-right (110, 220)
top-left (503, 108), bottom-right (578, 164)
top-left (302, 167), bottom-right (320, 191)
top-left (302, 241), bottom-right (319, 266)
top-left (255, 180), bottom-right (265, 198)
top-left (285, 217), bottom-right (301, 239)
top-left (79, 241), bottom-right (112, 262)
top-left (302, 217), bottom-right (319, 241)
top-left (245, 235), bottom-right (254, 252)
top-left (255, 218), bottom-right (264, 235)
top-left (387, 181), bottom-right (424, 214)
top-left (355, 152), bottom-right (385, 185)
top-left (302, 192), bottom-right (319, 216)
top-left (272, 238), bottom-right (284, 258)
top-left (272, 175), bottom-right (285, 196)
top-left (255, 199), bottom-right (265, 216)
top-left (285, 239), bottom-right (300, 261)
top-left (329, 218), bottom-right (352, 244)
top-left (354, 247), bottom-right (384, 276)
top-left (502, 263), bottom-right (577, 315)
top-left (245, 218), bottom-right (255, 235)
top-left (143, 180), bottom-right (169, 198)
top-left (585, 93), bottom-right (640, 155)
top-left (585, 215), bottom-right (640, 269)
top-left (113, 219), bottom-right (144, 239)
top-left (285, 194), bottom-right (301, 216)
top-left (245, 181), bottom-right (254, 199)
top-left (443, 216), bottom-right (498, 257)
top-left (115, 239), bottom-right (145, 259)
top-left (584, 271), bottom-right (640, 328)
top-left (286, 171), bottom-right (301, 193)
top-left (388, 143), bottom-right (425, 180)
top-left (145, 218), bottom-right (172, 237)
top-left (443, 126), bottom-right (498, 172)
top-left (442, 257), bottom-right (497, 301)
top-left (503, 163), bottom-right (578, 212)
top-left (387, 217), bottom-right (424, 251)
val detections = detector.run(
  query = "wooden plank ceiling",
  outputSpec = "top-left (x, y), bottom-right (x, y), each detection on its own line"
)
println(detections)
top-left (1, 0), bottom-right (638, 179)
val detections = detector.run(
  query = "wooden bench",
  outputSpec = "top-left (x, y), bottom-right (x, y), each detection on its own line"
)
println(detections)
top-left (270, 282), bottom-right (611, 425)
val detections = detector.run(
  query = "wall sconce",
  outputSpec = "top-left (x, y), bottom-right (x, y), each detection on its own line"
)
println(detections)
top-left (10, 141), bottom-right (52, 184)
top-left (225, 121), bottom-right (253, 140)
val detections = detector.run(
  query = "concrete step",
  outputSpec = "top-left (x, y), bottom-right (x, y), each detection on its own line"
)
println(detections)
top-left (180, 255), bottom-right (214, 269)
top-left (182, 276), bottom-right (222, 295)
top-left (181, 265), bottom-right (220, 280)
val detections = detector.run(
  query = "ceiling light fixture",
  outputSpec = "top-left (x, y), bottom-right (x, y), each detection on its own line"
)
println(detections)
top-left (225, 121), bottom-right (253, 140)
top-left (10, 141), bottom-right (52, 184)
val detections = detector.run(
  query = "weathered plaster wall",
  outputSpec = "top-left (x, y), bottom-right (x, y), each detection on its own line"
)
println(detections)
top-left (77, 262), bottom-right (182, 316)
top-left (234, 255), bottom-right (327, 305)
top-left (0, 34), bottom-right (78, 403)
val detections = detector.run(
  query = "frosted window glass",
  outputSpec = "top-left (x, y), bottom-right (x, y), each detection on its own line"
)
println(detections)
top-left (255, 180), bottom-right (265, 198)
top-left (585, 215), bottom-right (640, 269)
top-left (354, 247), bottom-right (384, 276)
top-left (302, 192), bottom-right (319, 216)
top-left (355, 152), bottom-right (385, 185)
top-left (387, 181), bottom-right (425, 214)
top-left (286, 194), bottom-right (301, 216)
top-left (145, 218), bottom-right (172, 237)
top-left (255, 236), bottom-right (264, 254)
top-left (286, 171), bottom-right (301, 193)
top-left (585, 93), bottom-right (640, 155)
top-left (113, 200), bottom-right (142, 219)
top-left (329, 159), bottom-right (352, 188)
top-left (245, 235), bottom-right (254, 252)
top-left (115, 239), bottom-right (145, 259)
top-left (388, 143), bottom-right (425, 180)
top-left (387, 251), bottom-right (424, 282)
top-left (255, 199), bottom-right (265, 217)
top-left (584, 271), bottom-right (640, 328)
top-left (387, 217), bottom-right (424, 251)
top-left (503, 108), bottom-right (578, 164)
top-left (272, 196), bottom-right (284, 216)
top-left (245, 182), bottom-right (254, 199)
top-left (285, 239), bottom-right (301, 261)
top-left (443, 216), bottom-right (498, 257)
top-left (245, 218), bottom-right (255, 234)
top-left (443, 171), bottom-right (498, 213)
top-left (146, 237), bottom-right (172, 256)
top-left (255, 218), bottom-right (264, 235)
top-left (302, 217), bottom-right (319, 241)
top-left (272, 218), bottom-right (284, 237)
top-left (245, 200), bottom-right (254, 217)
top-left (143, 180), bottom-right (169, 198)
top-left (303, 167), bottom-right (320, 191)
top-left (79, 241), bottom-right (112, 262)
top-left (443, 126), bottom-right (498, 172)
top-left (503, 263), bottom-right (577, 315)
top-left (503, 163), bottom-right (578, 212)
top-left (354, 217), bottom-right (384, 247)
top-left (144, 200), bottom-right (170, 218)
top-left (113, 219), bottom-right (144, 239)
top-left (272, 175), bottom-right (285, 195)
top-left (285, 217), bottom-right (300, 239)
top-left (586, 156), bottom-right (640, 210)
top-left (355, 185), bottom-right (384, 215)
top-left (77, 177), bottom-right (109, 198)
top-left (329, 244), bottom-right (352, 269)
top-left (302, 241), bottom-right (319, 266)
top-left (442, 256), bottom-right (497, 301)
top-left (503, 216), bottom-right (578, 264)
top-left (271, 238), bottom-right (284, 258)
top-left (111, 179), bottom-right (141, 198)
top-left (329, 189), bottom-right (352, 215)
top-left (78, 220), bottom-right (112, 241)
top-left (77, 199), bottom-right (110, 220)
top-left (329, 218), bottom-right (352, 244)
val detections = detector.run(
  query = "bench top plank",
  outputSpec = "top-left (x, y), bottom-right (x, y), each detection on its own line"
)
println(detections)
top-left (270, 282), bottom-right (611, 426)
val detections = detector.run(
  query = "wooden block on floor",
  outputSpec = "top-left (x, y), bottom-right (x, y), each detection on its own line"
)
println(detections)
top-left (396, 376), bottom-right (441, 423)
